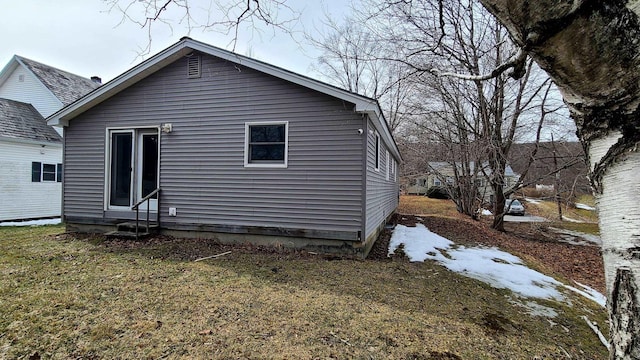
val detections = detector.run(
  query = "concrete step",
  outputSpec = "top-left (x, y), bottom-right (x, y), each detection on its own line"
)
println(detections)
top-left (104, 230), bottom-right (150, 239)
top-left (116, 222), bottom-right (159, 232)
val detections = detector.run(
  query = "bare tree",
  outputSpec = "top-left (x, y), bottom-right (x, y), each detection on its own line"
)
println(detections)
top-left (307, 15), bottom-right (417, 133)
top-left (363, 0), bottom-right (560, 229)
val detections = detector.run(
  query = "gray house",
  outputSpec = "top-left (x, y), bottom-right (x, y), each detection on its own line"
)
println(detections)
top-left (47, 37), bottom-right (401, 256)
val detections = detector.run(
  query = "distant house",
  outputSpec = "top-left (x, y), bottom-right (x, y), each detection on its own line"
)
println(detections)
top-left (406, 161), bottom-right (519, 202)
top-left (0, 55), bottom-right (99, 221)
top-left (46, 37), bottom-right (401, 256)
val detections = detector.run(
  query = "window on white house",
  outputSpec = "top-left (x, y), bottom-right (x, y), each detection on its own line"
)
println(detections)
top-left (245, 122), bottom-right (288, 167)
top-left (31, 162), bottom-right (62, 182)
top-left (434, 178), bottom-right (442, 186)
top-left (375, 132), bottom-right (380, 171)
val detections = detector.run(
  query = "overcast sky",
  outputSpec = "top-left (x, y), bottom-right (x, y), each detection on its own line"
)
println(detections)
top-left (0, 0), bottom-right (351, 82)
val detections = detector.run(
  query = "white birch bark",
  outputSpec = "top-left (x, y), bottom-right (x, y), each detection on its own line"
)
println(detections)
top-left (590, 133), bottom-right (640, 359)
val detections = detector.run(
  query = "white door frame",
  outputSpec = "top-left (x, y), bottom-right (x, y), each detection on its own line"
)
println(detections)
top-left (105, 127), bottom-right (160, 212)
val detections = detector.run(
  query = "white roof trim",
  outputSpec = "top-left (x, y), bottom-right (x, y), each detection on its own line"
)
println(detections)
top-left (45, 37), bottom-right (401, 160)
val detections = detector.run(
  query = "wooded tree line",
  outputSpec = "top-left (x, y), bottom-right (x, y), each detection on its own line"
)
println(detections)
top-left (108, 0), bottom-right (640, 357)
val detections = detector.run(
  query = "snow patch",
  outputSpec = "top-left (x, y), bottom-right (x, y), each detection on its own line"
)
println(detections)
top-left (481, 209), bottom-right (492, 216)
top-left (0, 218), bottom-right (61, 227)
top-left (549, 227), bottom-right (602, 246)
top-left (388, 224), bottom-right (606, 307)
top-left (524, 198), bottom-right (542, 205)
top-left (575, 203), bottom-right (596, 211)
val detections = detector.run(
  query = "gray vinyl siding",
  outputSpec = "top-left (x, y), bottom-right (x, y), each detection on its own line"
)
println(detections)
top-left (63, 53), bottom-right (364, 234)
top-left (365, 118), bottom-right (399, 239)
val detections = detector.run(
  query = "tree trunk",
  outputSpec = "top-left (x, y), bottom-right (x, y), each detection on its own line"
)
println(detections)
top-left (491, 184), bottom-right (506, 231)
top-left (478, 1), bottom-right (640, 357)
top-left (591, 133), bottom-right (640, 359)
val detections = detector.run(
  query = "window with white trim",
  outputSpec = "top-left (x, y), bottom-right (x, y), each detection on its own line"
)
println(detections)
top-left (31, 162), bottom-right (62, 182)
top-left (244, 122), bottom-right (288, 167)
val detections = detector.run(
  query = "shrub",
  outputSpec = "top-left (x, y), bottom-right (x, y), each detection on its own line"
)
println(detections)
top-left (426, 186), bottom-right (450, 199)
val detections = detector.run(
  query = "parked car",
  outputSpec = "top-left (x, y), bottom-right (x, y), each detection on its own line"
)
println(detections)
top-left (505, 199), bottom-right (525, 216)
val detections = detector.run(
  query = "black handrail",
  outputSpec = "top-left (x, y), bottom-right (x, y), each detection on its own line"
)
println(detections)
top-left (132, 188), bottom-right (161, 240)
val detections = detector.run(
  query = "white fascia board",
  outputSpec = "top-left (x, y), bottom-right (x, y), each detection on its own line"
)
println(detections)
top-left (0, 57), bottom-right (19, 86)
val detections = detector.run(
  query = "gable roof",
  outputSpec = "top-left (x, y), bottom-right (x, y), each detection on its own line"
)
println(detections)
top-left (14, 56), bottom-right (100, 106)
top-left (0, 98), bottom-right (61, 144)
top-left (46, 37), bottom-right (401, 161)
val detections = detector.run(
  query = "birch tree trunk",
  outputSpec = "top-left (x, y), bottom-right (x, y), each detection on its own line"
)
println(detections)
top-left (478, 1), bottom-right (640, 357)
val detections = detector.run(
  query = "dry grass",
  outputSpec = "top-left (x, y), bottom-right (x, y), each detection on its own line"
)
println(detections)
top-left (0, 222), bottom-right (608, 359)
top-left (397, 195), bottom-right (462, 218)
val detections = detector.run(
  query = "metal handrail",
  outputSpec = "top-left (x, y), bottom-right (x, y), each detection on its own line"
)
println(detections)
top-left (133, 188), bottom-right (161, 240)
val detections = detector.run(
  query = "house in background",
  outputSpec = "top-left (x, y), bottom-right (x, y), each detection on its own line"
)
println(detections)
top-left (0, 56), bottom-right (100, 221)
top-left (47, 37), bottom-right (401, 256)
top-left (406, 161), bottom-right (519, 202)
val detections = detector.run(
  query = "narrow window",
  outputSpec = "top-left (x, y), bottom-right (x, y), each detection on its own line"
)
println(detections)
top-left (187, 55), bottom-right (201, 78)
top-left (31, 162), bottom-right (41, 182)
top-left (375, 133), bottom-right (380, 171)
top-left (386, 150), bottom-right (390, 180)
top-left (56, 163), bottom-right (62, 182)
top-left (245, 122), bottom-right (288, 167)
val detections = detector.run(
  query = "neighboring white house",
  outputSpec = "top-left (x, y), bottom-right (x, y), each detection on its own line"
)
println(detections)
top-left (0, 55), bottom-right (99, 221)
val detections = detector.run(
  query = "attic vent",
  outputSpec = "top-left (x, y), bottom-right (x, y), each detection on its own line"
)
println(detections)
top-left (18, 74), bottom-right (24, 82)
top-left (187, 55), bottom-right (201, 78)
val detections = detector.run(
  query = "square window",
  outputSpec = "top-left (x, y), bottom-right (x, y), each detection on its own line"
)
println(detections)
top-left (42, 163), bottom-right (56, 181)
top-left (245, 122), bottom-right (288, 167)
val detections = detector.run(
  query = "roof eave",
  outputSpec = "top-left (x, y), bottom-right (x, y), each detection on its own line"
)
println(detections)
top-left (47, 37), bottom-right (402, 161)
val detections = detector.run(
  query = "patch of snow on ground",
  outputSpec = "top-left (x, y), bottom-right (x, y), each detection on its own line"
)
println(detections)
top-left (561, 216), bottom-right (583, 223)
top-left (549, 227), bottom-right (602, 246)
top-left (567, 282), bottom-right (607, 307)
top-left (575, 203), bottom-right (596, 211)
top-left (525, 198), bottom-right (542, 204)
top-left (388, 224), bottom-right (606, 307)
top-left (481, 209), bottom-right (492, 216)
top-left (516, 300), bottom-right (559, 318)
top-left (0, 218), bottom-right (61, 227)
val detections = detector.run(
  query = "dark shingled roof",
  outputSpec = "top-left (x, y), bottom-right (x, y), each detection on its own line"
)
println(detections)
top-left (0, 98), bottom-right (61, 143)
top-left (17, 56), bottom-right (99, 106)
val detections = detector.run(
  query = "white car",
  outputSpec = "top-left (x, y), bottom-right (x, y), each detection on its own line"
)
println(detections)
top-left (505, 199), bottom-right (525, 216)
